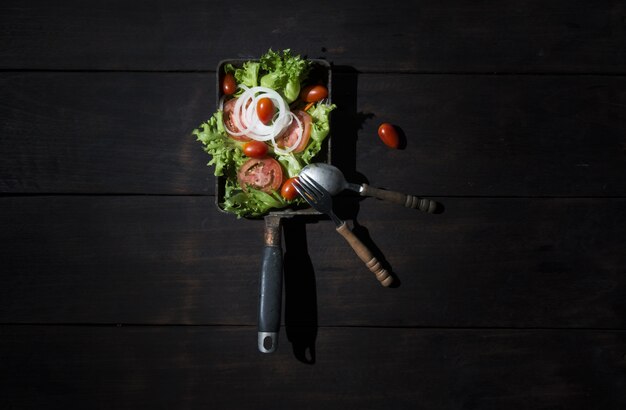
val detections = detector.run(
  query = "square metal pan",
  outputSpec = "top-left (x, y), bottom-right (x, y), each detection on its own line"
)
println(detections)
top-left (214, 58), bottom-right (332, 218)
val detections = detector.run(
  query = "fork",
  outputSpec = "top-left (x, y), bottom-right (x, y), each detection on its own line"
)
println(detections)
top-left (294, 174), bottom-right (393, 287)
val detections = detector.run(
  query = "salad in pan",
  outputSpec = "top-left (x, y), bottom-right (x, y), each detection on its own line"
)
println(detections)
top-left (193, 49), bottom-right (335, 218)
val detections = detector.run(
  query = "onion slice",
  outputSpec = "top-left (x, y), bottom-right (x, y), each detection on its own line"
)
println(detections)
top-left (223, 86), bottom-right (292, 143)
top-left (272, 111), bottom-right (303, 155)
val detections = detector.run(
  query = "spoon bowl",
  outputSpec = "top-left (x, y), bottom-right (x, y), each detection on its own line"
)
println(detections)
top-left (299, 163), bottom-right (353, 195)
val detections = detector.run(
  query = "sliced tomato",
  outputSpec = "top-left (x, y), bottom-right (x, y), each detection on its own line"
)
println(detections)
top-left (275, 110), bottom-right (312, 153)
top-left (237, 157), bottom-right (284, 193)
top-left (223, 98), bottom-right (251, 142)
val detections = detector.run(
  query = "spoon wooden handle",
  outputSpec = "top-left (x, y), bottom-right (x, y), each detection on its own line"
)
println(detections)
top-left (361, 184), bottom-right (437, 213)
top-left (336, 222), bottom-right (393, 287)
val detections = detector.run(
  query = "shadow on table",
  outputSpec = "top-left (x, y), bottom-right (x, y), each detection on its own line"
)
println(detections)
top-left (283, 218), bottom-right (318, 364)
top-left (283, 66), bottom-right (401, 362)
top-left (330, 65), bottom-right (372, 183)
top-left (331, 65), bottom-right (399, 285)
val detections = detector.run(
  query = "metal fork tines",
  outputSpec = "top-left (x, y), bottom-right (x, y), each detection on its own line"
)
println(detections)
top-left (293, 174), bottom-right (393, 287)
top-left (294, 174), bottom-right (342, 226)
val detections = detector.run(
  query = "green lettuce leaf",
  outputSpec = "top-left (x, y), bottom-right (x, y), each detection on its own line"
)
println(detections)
top-left (259, 49), bottom-right (310, 103)
top-left (276, 152), bottom-right (303, 178)
top-left (192, 111), bottom-right (245, 176)
top-left (299, 102), bottom-right (336, 164)
top-left (226, 61), bottom-right (260, 90)
top-left (222, 181), bottom-right (287, 218)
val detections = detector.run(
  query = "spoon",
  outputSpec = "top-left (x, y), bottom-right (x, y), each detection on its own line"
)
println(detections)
top-left (300, 163), bottom-right (438, 213)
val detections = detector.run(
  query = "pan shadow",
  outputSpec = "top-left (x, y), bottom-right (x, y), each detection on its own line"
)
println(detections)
top-left (282, 65), bottom-right (405, 361)
top-left (329, 65), bottom-right (374, 182)
top-left (283, 218), bottom-right (318, 364)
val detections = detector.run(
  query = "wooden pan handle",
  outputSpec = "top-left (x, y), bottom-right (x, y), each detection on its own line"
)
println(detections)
top-left (361, 184), bottom-right (437, 213)
top-left (336, 222), bottom-right (392, 287)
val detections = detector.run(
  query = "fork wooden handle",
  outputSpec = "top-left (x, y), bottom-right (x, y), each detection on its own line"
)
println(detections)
top-left (361, 184), bottom-right (437, 213)
top-left (336, 222), bottom-right (393, 287)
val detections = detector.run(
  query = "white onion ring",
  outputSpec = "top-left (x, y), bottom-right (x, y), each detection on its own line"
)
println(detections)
top-left (272, 111), bottom-right (303, 155)
top-left (223, 86), bottom-right (292, 142)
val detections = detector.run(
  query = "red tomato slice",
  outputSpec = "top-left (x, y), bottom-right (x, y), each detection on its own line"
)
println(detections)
top-left (223, 98), bottom-right (251, 142)
top-left (275, 110), bottom-right (312, 153)
top-left (237, 157), bottom-right (284, 193)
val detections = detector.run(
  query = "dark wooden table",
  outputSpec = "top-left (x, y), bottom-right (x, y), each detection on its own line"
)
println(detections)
top-left (2, 1), bottom-right (626, 409)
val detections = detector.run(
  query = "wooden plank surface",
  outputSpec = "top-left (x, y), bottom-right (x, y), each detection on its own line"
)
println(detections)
top-left (2, 72), bottom-right (625, 196)
top-left (339, 73), bottom-right (626, 197)
top-left (0, 72), bottom-right (212, 194)
top-left (1, 0), bottom-right (624, 73)
top-left (1, 326), bottom-right (624, 410)
top-left (2, 196), bottom-right (624, 328)
top-left (2, 1), bottom-right (625, 408)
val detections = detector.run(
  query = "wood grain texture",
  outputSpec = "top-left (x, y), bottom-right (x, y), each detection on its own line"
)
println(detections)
top-left (0, 72), bottom-right (212, 194)
top-left (1, 0), bottom-right (624, 73)
top-left (1, 326), bottom-right (624, 410)
top-left (1, 196), bottom-right (624, 328)
top-left (2, 73), bottom-right (625, 195)
top-left (2, 1), bottom-right (626, 406)
top-left (349, 74), bottom-right (626, 197)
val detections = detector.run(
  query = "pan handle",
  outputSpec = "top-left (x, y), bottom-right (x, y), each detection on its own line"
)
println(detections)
top-left (258, 215), bottom-right (283, 353)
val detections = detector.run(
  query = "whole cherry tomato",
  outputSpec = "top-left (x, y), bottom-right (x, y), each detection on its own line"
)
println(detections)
top-left (222, 73), bottom-right (237, 95)
top-left (256, 97), bottom-right (275, 124)
top-left (243, 140), bottom-right (268, 158)
top-left (280, 177), bottom-right (299, 201)
top-left (377, 123), bottom-right (400, 149)
top-left (300, 85), bottom-right (328, 103)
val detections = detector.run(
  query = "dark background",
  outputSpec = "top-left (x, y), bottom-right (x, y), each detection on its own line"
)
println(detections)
top-left (1, 1), bottom-right (625, 409)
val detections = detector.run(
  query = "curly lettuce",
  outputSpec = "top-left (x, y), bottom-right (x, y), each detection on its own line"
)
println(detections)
top-left (259, 49), bottom-right (311, 102)
top-left (222, 183), bottom-right (287, 218)
top-left (225, 61), bottom-right (259, 89)
top-left (300, 102), bottom-right (336, 164)
top-left (192, 111), bottom-right (245, 176)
